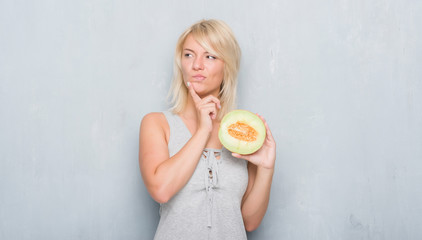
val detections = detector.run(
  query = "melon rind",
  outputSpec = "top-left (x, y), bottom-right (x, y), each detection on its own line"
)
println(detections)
top-left (218, 110), bottom-right (266, 155)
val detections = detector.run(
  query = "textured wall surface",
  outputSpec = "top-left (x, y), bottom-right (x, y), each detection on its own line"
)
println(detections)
top-left (1, 0), bottom-right (421, 239)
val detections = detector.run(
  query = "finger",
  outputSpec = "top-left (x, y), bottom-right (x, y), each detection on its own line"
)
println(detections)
top-left (262, 118), bottom-right (274, 139)
top-left (232, 153), bottom-right (255, 163)
top-left (264, 122), bottom-right (275, 142)
top-left (199, 102), bottom-right (218, 111)
top-left (187, 82), bottom-right (201, 103)
top-left (256, 113), bottom-right (268, 128)
top-left (203, 106), bottom-right (216, 119)
top-left (256, 113), bottom-right (265, 122)
top-left (256, 113), bottom-right (269, 130)
top-left (200, 104), bottom-right (218, 119)
top-left (196, 99), bottom-right (221, 114)
top-left (200, 95), bottom-right (221, 109)
top-left (256, 113), bottom-right (274, 141)
top-left (232, 152), bottom-right (249, 160)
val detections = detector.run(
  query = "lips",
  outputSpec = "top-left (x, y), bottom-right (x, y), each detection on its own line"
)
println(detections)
top-left (192, 74), bottom-right (206, 81)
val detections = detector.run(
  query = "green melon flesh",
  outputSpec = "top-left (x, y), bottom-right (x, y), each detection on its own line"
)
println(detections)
top-left (218, 110), bottom-right (266, 155)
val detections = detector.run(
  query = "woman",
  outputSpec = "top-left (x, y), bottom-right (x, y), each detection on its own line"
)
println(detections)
top-left (139, 19), bottom-right (276, 239)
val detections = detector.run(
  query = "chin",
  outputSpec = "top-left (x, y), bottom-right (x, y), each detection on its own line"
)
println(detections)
top-left (192, 82), bottom-right (220, 97)
top-left (191, 83), bottom-right (205, 92)
top-left (196, 89), bottom-right (209, 98)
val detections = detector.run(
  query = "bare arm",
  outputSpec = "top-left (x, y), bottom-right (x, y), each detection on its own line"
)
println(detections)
top-left (241, 163), bottom-right (274, 231)
top-left (139, 82), bottom-right (221, 203)
top-left (234, 114), bottom-right (276, 231)
top-left (139, 112), bottom-right (210, 203)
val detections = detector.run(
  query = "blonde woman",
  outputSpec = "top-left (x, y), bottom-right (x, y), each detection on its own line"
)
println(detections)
top-left (139, 19), bottom-right (276, 239)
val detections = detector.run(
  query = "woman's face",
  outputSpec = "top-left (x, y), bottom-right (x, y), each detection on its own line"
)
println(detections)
top-left (181, 34), bottom-right (224, 98)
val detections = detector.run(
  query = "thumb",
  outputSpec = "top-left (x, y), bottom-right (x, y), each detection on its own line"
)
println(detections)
top-left (232, 152), bottom-right (250, 160)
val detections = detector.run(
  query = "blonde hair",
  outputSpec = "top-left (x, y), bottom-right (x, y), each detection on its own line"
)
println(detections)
top-left (167, 19), bottom-right (241, 120)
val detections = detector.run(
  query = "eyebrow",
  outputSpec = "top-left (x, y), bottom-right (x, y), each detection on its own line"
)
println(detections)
top-left (183, 48), bottom-right (211, 54)
top-left (183, 48), bottom-right (194, 52)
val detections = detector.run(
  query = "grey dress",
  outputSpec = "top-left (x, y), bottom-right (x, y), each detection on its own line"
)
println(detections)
top-left (153, 111), bottom-right (249, 240)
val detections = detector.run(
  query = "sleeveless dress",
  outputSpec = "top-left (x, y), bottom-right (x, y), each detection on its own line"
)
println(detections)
top-left (153, 111), bottom-right (249, 240)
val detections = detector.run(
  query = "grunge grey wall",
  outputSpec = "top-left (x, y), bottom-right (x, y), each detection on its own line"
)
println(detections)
top-left (1, 0), bottom-right (421, 239)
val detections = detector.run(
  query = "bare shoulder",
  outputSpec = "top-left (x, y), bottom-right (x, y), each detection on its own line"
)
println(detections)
top-left (140, 112), bottom-right (169, 142)
top-left (142, 112), bottom-right (165, 123)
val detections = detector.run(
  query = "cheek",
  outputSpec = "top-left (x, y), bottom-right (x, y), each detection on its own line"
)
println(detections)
top-left (217, 66), bottom-right (225, 84)
top-left (181, 61), bottom-right (190, 78)
top-left (210, 63), bottom-right (225, 80)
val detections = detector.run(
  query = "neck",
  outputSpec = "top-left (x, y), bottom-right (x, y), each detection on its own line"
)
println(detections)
top-left (181, 97), bottom-right (198, 120)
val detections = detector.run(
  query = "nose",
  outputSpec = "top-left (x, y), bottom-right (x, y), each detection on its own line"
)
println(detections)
top-left (193, 57), bottom-right (204, 70)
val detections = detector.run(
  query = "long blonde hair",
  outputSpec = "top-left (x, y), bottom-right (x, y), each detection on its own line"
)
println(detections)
top-left (167, 19), bottom-right (241, 120)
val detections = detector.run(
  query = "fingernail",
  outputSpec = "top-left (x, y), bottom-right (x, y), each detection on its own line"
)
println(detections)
top-left (186, 82), bottom-right (190, 87)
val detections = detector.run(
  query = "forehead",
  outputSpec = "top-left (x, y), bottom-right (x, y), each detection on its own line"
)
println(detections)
top-left (183, 34), bottom-right (214, 53)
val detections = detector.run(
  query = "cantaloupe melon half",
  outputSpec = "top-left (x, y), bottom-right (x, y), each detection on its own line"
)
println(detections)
top-left (218, 110), bottom-right (266, 155)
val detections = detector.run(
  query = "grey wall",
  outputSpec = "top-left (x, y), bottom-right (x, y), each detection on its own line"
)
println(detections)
top-left (1, 0), bottom-right (421, 239)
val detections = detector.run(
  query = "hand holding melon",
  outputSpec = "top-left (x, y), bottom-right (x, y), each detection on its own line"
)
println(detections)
top-left (219, 110), bottom-right (276, 169)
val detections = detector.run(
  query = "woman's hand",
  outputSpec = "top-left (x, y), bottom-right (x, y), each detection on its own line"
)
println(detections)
top-left (232, 114), bottom-right (276, 169)
top-left (188, 82), bottom-right (221, 133)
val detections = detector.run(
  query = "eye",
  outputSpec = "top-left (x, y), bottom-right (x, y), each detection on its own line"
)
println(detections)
top-left (184, 53), bottom-right (193, 58)
top-left (206, 55), bottom-right (217, 60)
